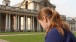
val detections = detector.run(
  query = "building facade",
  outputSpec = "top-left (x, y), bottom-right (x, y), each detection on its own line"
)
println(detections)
top-left (0, 0), bottom-right (75, 32)
top-left (0, 0), bottom-right (55, 32)
top-left (66, 17), bottom-right (76, 31)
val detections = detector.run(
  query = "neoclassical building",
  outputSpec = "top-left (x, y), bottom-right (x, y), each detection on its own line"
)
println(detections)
top-left (66, 17), bottom-right (76, 31)
top-left (0, 0), bottom-right (75, 32)
top-left (0, 0), bottom-right (55, 32)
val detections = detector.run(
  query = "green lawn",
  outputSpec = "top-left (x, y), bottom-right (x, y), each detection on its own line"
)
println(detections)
top-left (0, 32), bottom-right (76, 42)
top-left (0, 32), bottom-right (45, 35)
top-left (0, 32), bottom-right (45, 42)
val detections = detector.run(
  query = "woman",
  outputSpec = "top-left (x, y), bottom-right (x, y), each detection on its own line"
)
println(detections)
top-left (37, 7), bottom-right (76, 42)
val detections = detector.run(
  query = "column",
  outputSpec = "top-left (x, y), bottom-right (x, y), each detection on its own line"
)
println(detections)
top-left (0, 14), bottom-right (1, 32)
top-left (69, 23), bottom-right (71, 31)
top-left (39, 23), bottom-right (41, 31)
top-left (37, 21), bottom-right (39, 32)
top-left (26, 16), bottom-right (28, 31)
top-left (18, 15), bottom-right (20, 31)
top-left (13, 16), bottom-right (15, 31)
top-left (30, 17), bottom-right (32, 31)
top-left (8, 15), bottom-right (11, 31)
top-left (23, 15), bottom-right (26, 32)
top-left (15, 15), bottom-right (18, 31)
top-left (32, 17), bottom-right (35, 31)
top-left (37, 21), bottom-right (41, 32)
top-left (5, 14), bottom-right (9, 32)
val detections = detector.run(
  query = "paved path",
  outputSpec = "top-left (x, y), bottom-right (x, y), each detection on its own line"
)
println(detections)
top-left (0, 39), bottom-right (9, 42)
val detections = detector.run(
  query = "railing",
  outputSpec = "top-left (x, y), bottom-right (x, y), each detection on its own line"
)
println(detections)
top-left (0, 5), bottom-right (38, 14)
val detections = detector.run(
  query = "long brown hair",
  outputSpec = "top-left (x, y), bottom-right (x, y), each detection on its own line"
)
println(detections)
top-left (37, 7), bottom-right (70, 36)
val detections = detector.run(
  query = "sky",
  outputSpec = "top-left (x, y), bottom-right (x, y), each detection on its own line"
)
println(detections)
top-left (51, 0), bottom-right (76, 17)
top-left (0, 0), bottom-right (76, 17)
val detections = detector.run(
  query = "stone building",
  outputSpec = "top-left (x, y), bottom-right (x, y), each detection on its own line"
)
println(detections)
top-left (13, 0), bottom-right (56, 32)
top-left (66, 17), bottom-right (76, 31)
top-left (0, 0), bottom-right (55, 32)
top-left (0, 0), bottom-right (75, 32)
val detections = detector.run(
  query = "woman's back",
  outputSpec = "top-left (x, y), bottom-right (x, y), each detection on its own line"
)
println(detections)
top-left (63, 28), bottom-right (76, 42)
top-left (45, 27), bottom-right (76, 42)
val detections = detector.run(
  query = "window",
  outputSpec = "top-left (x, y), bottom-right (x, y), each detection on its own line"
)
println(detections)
top-left (44, 2), bottom-right (47, 7)
top-left (6, 3), bottom-right (8, 6)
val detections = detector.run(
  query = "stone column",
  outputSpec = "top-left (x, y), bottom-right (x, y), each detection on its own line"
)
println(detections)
top-left (0, 14), bottom-right (1, 32)
top-left (37, 21), bottom-right (39, 32)
top-left (8, 15), bottom-right (11, 31)
top-left (18, 15), bottom-right (20, 31)
top-left (30, 17), bottom-right (32, 31)
top-left (26, 16), bottom-right (28, 31)
top-left (69, 23), bottom-right (71, 31)
top-left (37, 21), bottom-right (41, 32)
top-left (15, 15), bottom-right (18, 31)
top-left (23, 15), bottom-right (26, 32)
top-left (32, 17), bottom-right (35, 31)
top-left (5, 14), bottom-right (9, 32)
top-left (39, 23), bottom-right (41, 31)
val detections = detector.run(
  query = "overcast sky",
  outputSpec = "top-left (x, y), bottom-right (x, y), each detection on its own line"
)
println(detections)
top-left (0, 0), bottom-right (76, 17)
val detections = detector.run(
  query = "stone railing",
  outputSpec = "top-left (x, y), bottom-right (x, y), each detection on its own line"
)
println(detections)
top-left (0, 5), bottom-right (38, 14)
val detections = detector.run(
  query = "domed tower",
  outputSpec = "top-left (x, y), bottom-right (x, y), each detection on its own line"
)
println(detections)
top-left (2, 0), bottom-right (10, 6)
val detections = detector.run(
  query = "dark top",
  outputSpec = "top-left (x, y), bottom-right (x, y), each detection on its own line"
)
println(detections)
top-left (45, 27), bottom-right (76, 42)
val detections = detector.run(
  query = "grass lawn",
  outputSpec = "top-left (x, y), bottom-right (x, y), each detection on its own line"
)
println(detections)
top-left (0, 32), bottom-right (45, 35)
top-left (0, 32), bottom-right (76, 42)
top-left (0, 32), bottom-right (45, 42)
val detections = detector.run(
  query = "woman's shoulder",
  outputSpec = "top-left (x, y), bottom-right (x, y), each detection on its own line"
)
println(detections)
top-left (48, 27), bottom-right (59, 34)
top-left (45, 27), bottom-right (63, 42)
top-left (47, 27), bottom-right (61, 37)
